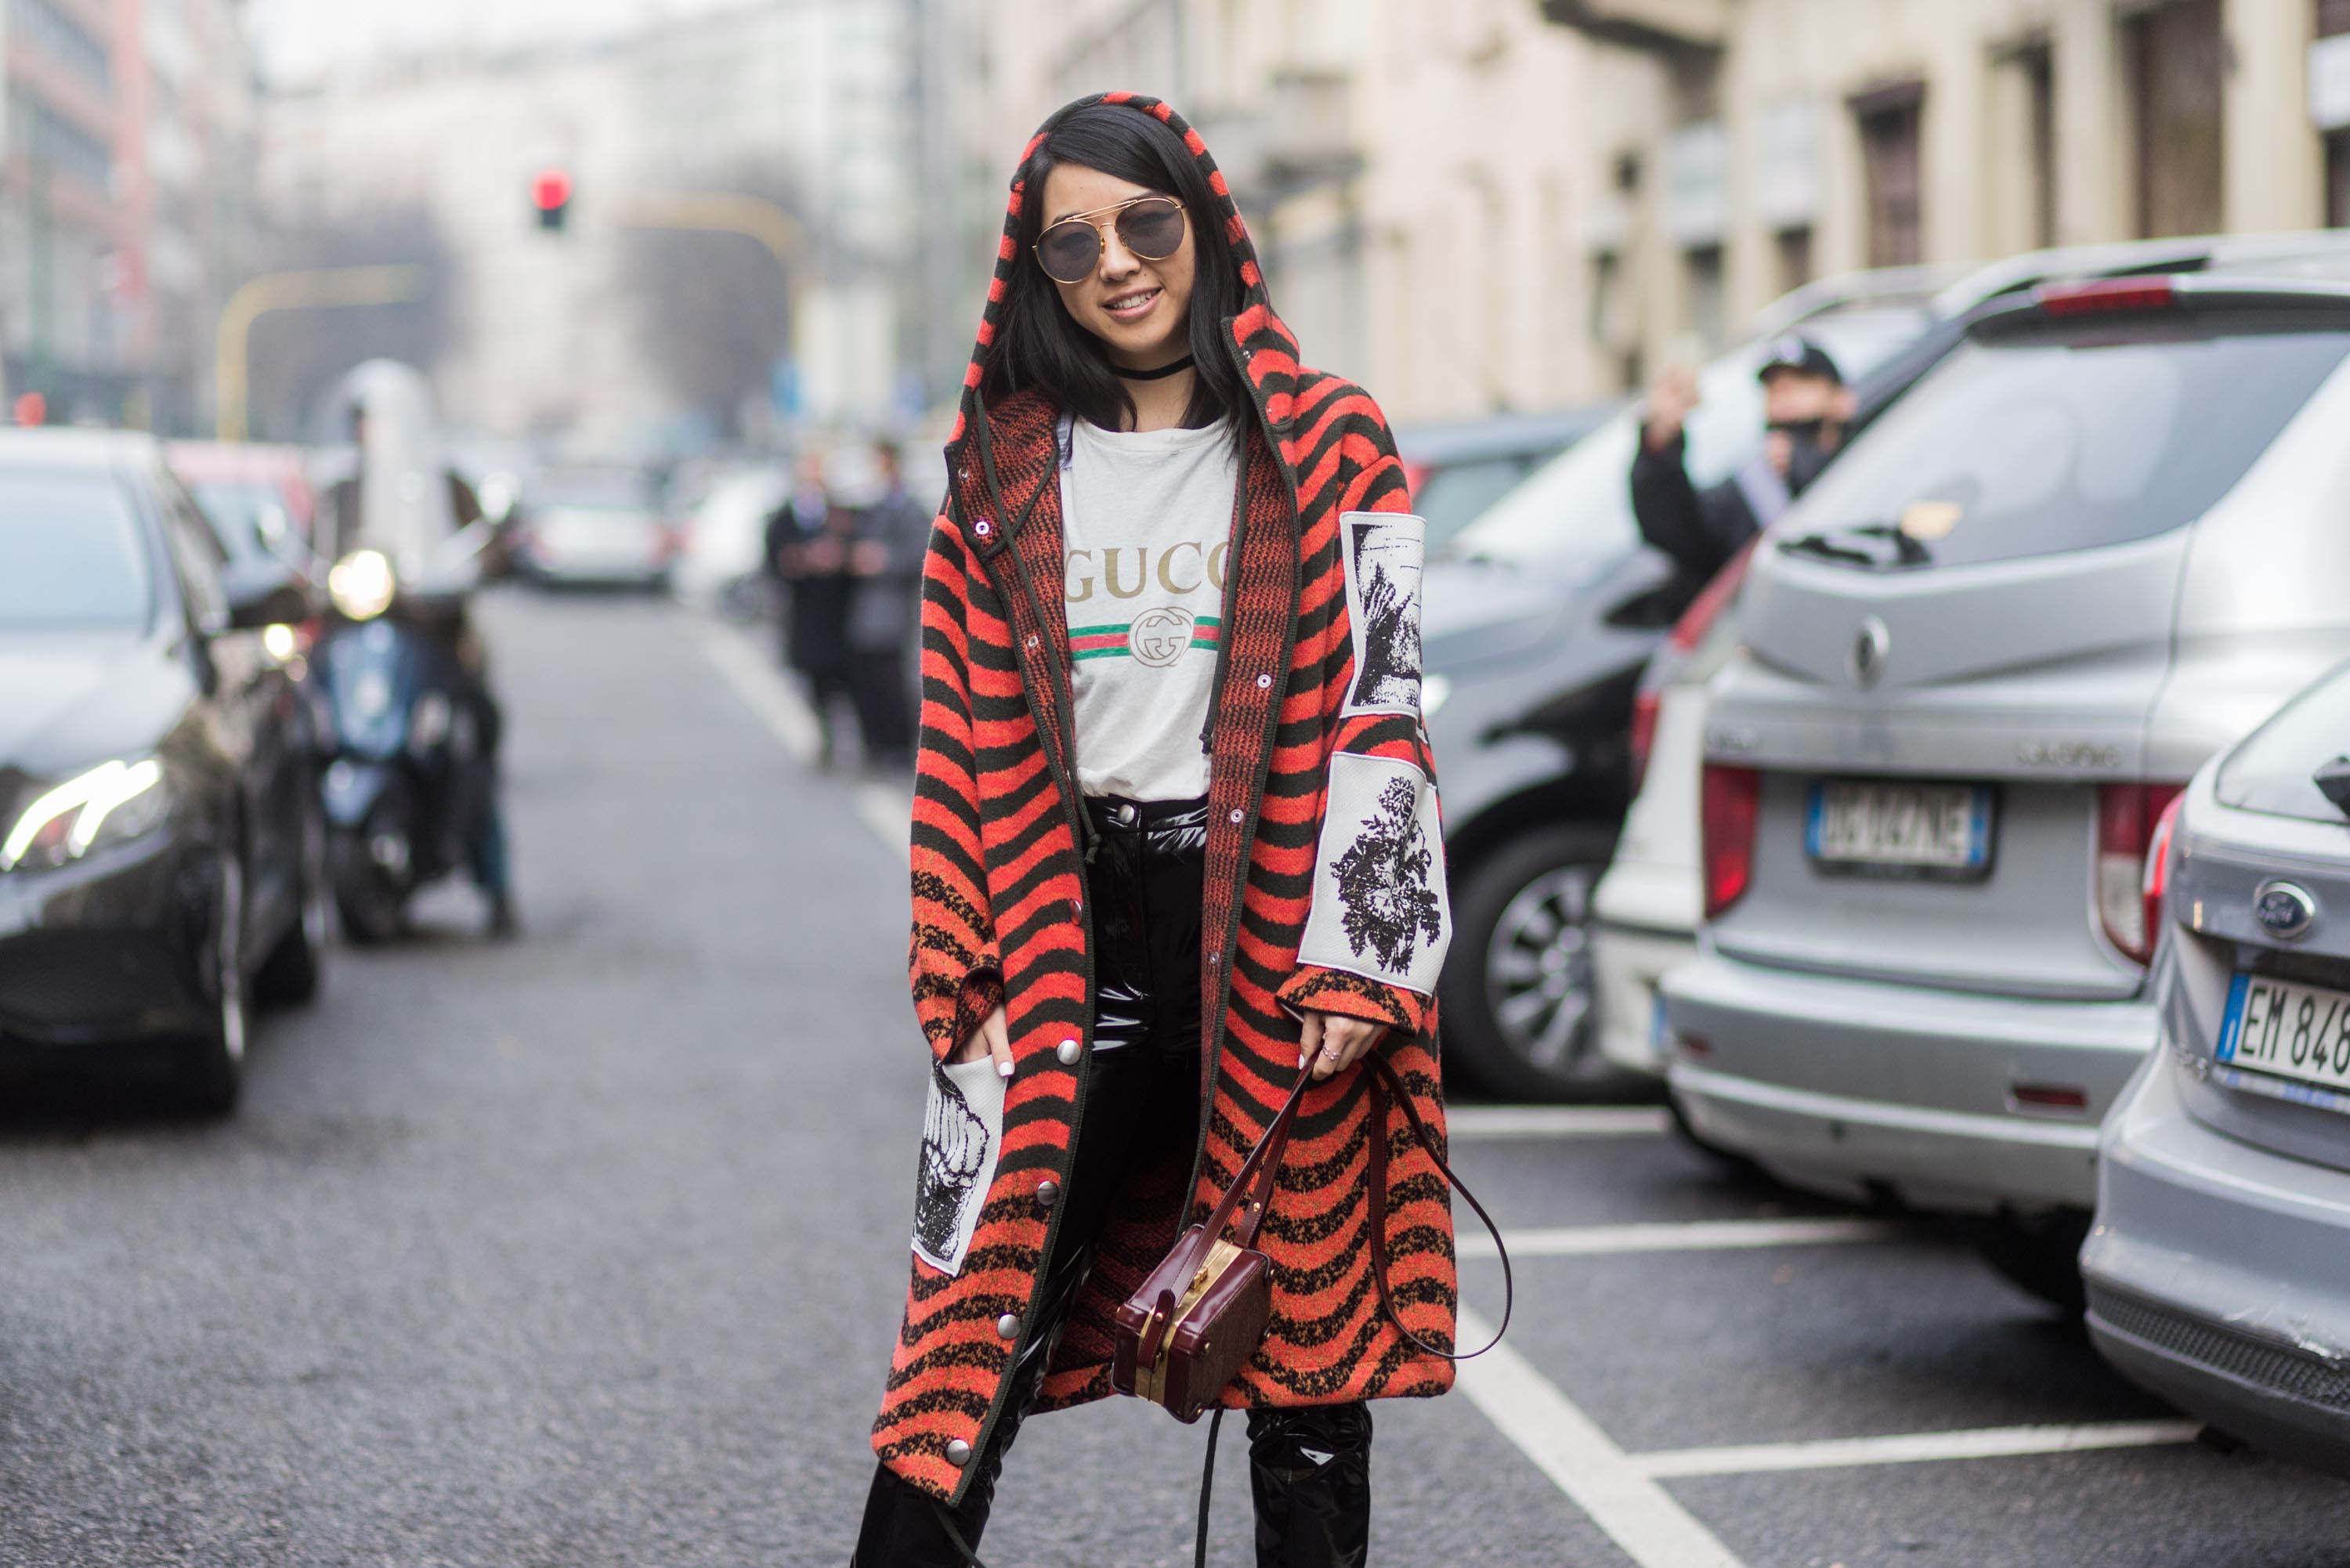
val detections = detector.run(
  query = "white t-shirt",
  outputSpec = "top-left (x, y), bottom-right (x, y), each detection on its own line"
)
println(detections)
top-left (1061, 416), bottom-right (1240, 800)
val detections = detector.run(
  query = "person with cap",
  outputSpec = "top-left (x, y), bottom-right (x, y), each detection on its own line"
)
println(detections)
top-left (1629, 334), bottom-right (1857, 597)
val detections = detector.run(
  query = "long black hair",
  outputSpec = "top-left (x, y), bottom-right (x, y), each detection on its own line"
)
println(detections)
top-left (978, 101), bottom-right (1253, 439)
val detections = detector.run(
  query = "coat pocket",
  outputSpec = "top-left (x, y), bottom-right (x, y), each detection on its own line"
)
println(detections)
top-left (911, 1056), bottom-right (1007, 1277)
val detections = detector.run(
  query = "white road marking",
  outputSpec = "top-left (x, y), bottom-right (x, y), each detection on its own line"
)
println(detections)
top-left (1445, 1105), bottom-right (1669, 1140)
top-left (1457, 1216), bottom-right (1905, 1259)
top-left (695, 620), bottom-right (821, 765)
top-left (1630, 1420), bottom-right (2201, 1479)
top-left (1455, 1305), bottom-right (1749, 1568)
top-left (855, 782), bottom-right (913, 864)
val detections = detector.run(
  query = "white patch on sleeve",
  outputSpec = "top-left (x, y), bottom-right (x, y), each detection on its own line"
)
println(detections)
top-left (1299, 751), bottom-right (1452, 995)
top-left (1339, 511), bottom-right (1426, 717)
top-left (911, 1055), bottom-right (1007, 1276)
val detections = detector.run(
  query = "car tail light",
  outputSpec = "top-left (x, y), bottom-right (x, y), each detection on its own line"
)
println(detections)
top-left (2097, 782), bottom-right (2185, 964)
top-left (1629, 689), bottom-right (1661, 790)
top-left (1701, 765), bottom-right (1762, 919)
top-left (2035, 277), bottom-right (2176, 316)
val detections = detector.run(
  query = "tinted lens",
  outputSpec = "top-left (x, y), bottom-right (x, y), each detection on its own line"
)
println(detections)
top-left (1036, 222), bottom-right (1101, 283)
top-left (1116, 199), bottom-right (1184, 260)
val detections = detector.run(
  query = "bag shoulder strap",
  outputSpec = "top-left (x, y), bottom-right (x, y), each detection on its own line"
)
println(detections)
top-left (1362, 1053), bottom-right (1513, 1360)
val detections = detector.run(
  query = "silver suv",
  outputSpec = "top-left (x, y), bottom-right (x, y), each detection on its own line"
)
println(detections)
top-left (1662, 276), bottom-right (2350, 1302)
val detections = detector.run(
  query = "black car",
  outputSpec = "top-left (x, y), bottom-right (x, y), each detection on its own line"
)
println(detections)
top-left (0, 429), bottom-right (327, 1112)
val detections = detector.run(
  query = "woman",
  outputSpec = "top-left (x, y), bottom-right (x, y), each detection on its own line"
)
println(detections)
top-left (855, 93), bottom-right (1459, 1566)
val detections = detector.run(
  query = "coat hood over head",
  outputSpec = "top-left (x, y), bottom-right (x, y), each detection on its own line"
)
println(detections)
top-left (948, 92), bottom-right (1308, 465)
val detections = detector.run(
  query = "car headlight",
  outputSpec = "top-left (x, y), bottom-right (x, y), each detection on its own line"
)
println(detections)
top-left (329, 549), bottom-right (397, 620)
top-left (1, 759), bottom-right (171, 872)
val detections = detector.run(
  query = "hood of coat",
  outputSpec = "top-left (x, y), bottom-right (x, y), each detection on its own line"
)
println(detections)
top-left (947, 92), bottom-right (1307, 473)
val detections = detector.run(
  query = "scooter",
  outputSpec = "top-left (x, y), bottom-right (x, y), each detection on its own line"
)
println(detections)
top-left (313, 591), bottom-right (496, 942)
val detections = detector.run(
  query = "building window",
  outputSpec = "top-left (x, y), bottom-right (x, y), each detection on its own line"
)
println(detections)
top-left (2322, 0), bottom-right (2350, 226)
top-left (8, 0), bottom-right (111, 91)
top-left (1684, 244), bottom-right (1724, 349)
top-left (1775, 226), bottom-right (1814, 294)
top-left (2127, 0), bottom-right (2225, 239)
top-left (1853, 81), bottom-right (1925, 268)
top-left (2021, 42), bottom-right (2056, 248)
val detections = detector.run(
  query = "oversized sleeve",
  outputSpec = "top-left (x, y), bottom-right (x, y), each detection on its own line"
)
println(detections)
top-left (907, 514), bottom-right (1003, 1060)
top-left (1274, 394), bottom-right (1449, 1039)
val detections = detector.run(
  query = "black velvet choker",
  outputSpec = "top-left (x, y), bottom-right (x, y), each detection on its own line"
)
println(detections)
top-left (1115, 356), bottom-right (1195, 381)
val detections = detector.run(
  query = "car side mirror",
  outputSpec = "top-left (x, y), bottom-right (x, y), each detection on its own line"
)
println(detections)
top-left (226, 577), bottom-right (314, 631)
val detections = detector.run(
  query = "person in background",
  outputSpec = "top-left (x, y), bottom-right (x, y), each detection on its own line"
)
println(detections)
top-left (842, 439), bottom-right (926, 773)
top-left (764, 451), bottom-right (855, 766)
top-left (1629, 335), bottom-right (1856, 599)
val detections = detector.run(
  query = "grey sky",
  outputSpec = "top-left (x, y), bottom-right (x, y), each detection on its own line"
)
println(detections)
top-left (248, 0), bottom-right (768, 84)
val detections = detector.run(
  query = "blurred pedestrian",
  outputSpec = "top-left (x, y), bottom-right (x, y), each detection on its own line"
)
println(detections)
top-left (843, 439), bottom-right (925, 772)
top-left (763, 450), bottom-right (855, 767)
top-left (1630, 335), bottom-right (1856, 599)
top-left (855, 93), bottom-right (1467, 1567)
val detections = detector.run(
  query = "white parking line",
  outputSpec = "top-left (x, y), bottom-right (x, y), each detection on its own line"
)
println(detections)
top-left (1455, 1306), bottom-right (1750, 1568)
top-left (1445, 1105), bottom-right (1670, 1139)
top-left (695, 620), bottom-right (821, 765)
top-left (1458, 1216), bottom-right (1905, 1259)
top-left (1629, 1419), bottom-right (2200, 1478)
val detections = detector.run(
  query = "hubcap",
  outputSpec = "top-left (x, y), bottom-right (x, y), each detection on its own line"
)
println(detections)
top-left (1484, 864), bottom-right (1597, 1074)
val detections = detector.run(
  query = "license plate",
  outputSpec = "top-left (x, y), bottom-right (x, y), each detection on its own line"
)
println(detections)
top-left (2217, 972), bottom-right (2350, 1100)
top-left (1806, 781), bottom-right (1994, 876)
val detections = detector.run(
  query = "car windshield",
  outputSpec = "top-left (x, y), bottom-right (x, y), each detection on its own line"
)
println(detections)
top-left (535, 471), bottom-right (656, 511)
top-left (1447, 309), bottom-right (1925, 571)
top-left (1777, 316), bottom-right (2350, 570)
top-left (188, 479), bottom-right (295, 563)
top-left (2217, 659), bottom-right (2350, 822)
top-left (0, 468), bottom-right (151, 629)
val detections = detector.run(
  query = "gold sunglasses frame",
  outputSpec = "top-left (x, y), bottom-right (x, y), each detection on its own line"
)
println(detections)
top-left (1031, 196), bottom-right (1188, 283)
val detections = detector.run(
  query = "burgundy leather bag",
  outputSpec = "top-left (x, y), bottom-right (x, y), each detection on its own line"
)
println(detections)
top-left (1112, 1053), bottom-right (1513, 1421)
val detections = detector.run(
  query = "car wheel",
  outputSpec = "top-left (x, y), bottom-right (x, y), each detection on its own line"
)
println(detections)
top-left (1966, 1209), bottom-right (2091, 1316)
top-left (180, 857), bottom-right (248, 1117)
top-left (1438, 824), bottom-right (1623, 1100)
top-left (331, 832), bottom-right (405, 944)
top-left (255, 807), bottom-right (329, 1005)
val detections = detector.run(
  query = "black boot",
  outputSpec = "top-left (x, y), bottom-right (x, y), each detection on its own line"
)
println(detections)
top-left (1246, 1404), bottom-right (1372, 1568)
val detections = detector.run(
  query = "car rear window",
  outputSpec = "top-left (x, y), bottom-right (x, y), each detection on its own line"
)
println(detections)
top-left (1777, 317), bottom-right (2350, 570)
top-left (0, 469), bottom-right (151, 629)
top-left (2217, 659), bottom-right (2350, 822)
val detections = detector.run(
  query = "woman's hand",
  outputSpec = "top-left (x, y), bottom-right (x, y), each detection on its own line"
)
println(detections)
top-left (1299, 1010), bottom-right (1384, 1081)
top-left (949, 1003), bottom-right (1014, 1078)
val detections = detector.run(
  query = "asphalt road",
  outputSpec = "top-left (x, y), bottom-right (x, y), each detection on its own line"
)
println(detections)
top-left (1, 591), bottom-right (2345, 1567)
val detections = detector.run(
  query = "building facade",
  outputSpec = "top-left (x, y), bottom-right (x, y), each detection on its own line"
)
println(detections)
top-left (964, 0), bottom-right (2350, 425)
top-left (0, 0), bottom-right (257, 430)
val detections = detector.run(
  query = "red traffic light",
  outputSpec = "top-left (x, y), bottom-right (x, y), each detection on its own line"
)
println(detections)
top-left (532, 169), bottom-right (573, 212)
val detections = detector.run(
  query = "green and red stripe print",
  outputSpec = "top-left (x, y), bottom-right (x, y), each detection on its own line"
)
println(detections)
top-left (1068, 614), bottom-right (1221, 662)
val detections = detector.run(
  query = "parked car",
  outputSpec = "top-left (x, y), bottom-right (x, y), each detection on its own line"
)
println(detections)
top-left (2083, 663), bottom-right (2350, 1478)
top-left (512, 466), bottom-right (672, 587)
top-left (1395, 409), bottom-right (1613, 558)
top-left (1589, 232), bottom-right (2350, 1099)
top-left (671, 464), bottom-right (789, 621)
top-left (1664, 273), bottom-right (2350, 1304)
top-left (0, 428), bottom-right (328, 1113)
top-left (166, 440), bottom-right (318, 558)
top-left (1424, 294), bottom-right (1936, 1100)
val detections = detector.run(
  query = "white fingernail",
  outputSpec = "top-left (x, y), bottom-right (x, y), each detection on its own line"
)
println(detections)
top-left (997, 1059), bottom-right (1014, 1078)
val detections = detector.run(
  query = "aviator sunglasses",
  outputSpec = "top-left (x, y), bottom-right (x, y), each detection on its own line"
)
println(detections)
top-left (1032, 195), bottom-right (1188, 284)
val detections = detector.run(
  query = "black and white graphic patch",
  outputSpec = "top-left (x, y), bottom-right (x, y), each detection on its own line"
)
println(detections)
top-left (911, 1056), bottom-right (1007, 1276)
top-left (1300, 752), bottom-right (1451, 995)
top-left (1339, 511), bottom-right (1425, 716)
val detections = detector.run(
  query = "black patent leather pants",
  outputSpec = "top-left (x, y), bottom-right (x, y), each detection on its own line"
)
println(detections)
top-left (852, 797), bottom-right (1372, 1567)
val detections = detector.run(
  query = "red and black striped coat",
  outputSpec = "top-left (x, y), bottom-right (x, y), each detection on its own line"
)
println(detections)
top-left (873, 93), bottom-right (1459, 1507)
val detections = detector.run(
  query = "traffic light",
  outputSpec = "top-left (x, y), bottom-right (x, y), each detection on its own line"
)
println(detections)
top-left (533, 168), bottom-right (573, 232)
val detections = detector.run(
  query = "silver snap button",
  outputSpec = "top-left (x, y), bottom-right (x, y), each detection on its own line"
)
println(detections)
top-left (1056, 1038), bottom-right (1081, 1064)
top-left (1256, 673), bottom-right (1273, 689)
top-left (974, 518), bottom-right (992, 537)
top-left (945, 1438), bottom-right (972, 1466)
top-left (996, 1313), bottom-right (1021, 1340)
top-left (1025, 634), bottom-right (1039, 649)
top-left (1071, 898), bottom-right (1082, 914)
top-left (1035, 1179), bottom-right (1060, 1209)
top-left (1207, 952), bottom-right (1220, 966)
top-left (1228, 808), bottom-right (1245, 825)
